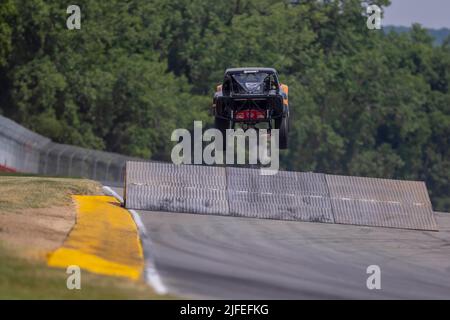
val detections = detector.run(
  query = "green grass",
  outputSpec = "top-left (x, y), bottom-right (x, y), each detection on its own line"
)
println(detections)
top-left (0, 174), bottom-right (173, 299)
top-left (0, 176), bottom-right (102, 212)
top-left (0, 244), bottom-right (164, 299)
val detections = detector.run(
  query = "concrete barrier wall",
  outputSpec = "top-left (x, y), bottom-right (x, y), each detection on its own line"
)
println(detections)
top-left (125, 161), bottom-right (438, 231)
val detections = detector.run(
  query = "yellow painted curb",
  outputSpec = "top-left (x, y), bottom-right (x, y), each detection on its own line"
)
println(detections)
top-left (47, 195), bottom-right (144, 280)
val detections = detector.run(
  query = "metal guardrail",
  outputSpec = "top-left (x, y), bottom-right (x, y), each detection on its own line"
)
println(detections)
top-left (0, 115), bottom-right (140, 185)
top-left (125, 161), bottom-right (229, 214)
top-left (125, 161), bottom-right (439, 231)
top-left (0, 115), bottom-right (50, 173)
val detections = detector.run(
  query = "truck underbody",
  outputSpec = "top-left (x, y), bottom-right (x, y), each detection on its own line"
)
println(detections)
top-left (212, 68), bottom-right (290, 149)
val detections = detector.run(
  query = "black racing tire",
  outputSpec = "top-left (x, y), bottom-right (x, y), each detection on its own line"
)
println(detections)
top-left (214, 117), bottom-right (230, 150)
top-left (275, 116), bottom-right (289, 150)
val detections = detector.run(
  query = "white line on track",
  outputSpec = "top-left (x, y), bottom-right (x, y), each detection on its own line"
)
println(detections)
top-left (102, 186), bottom-right (168, 295)
top-left (103, 186), bottom-right (124, 203)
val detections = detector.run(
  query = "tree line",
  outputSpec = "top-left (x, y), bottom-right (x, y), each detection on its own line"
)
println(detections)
top-left (0, 0), bottom-right (448, 210)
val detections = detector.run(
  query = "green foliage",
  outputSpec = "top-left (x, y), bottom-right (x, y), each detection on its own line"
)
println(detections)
top-left (385, 25), bottom-right (450, 46)
top-left (0, 0), bottom-right (16, 67)
top-left (0, 0), bottom-right (448, 211)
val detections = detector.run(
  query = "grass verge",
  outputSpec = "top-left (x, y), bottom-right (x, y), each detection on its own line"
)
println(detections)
top-left (0, 244), bottom-right (162, 299)
top-left (0, 174), bottom-right (170, 299)
top-left (0, 176), bottom-right (102, 211)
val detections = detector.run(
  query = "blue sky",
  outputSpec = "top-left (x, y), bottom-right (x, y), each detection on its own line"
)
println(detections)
top-left (383, 0), bottom-right (450, 29)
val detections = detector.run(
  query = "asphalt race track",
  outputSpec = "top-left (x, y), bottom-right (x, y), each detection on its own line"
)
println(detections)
top-left (113, 187), bottom-right (450, 299)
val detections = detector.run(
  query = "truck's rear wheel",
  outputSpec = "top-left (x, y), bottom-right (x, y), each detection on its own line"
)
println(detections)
top-left (275, 117), bottom-right (289, 150)
top-left (214, 117), bottom-right (230, 150)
